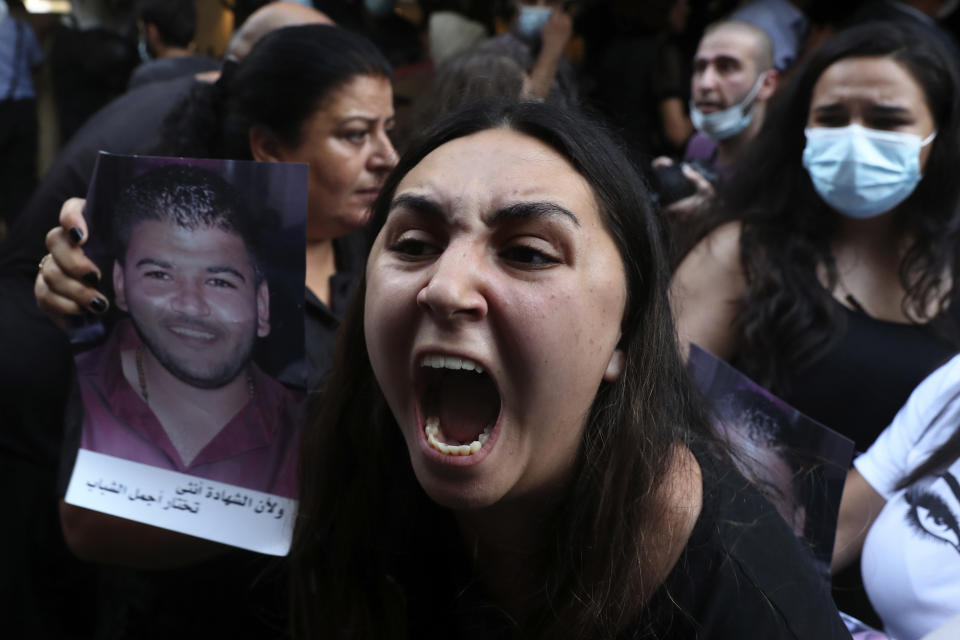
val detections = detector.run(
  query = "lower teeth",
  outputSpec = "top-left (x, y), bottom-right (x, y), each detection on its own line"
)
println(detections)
top-left (424, 416), bottom-right (491, 456)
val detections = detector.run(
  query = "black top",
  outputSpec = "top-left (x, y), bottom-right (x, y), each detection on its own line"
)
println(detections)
top-left (127, 55), bottom-right (219, 91)
top-left (640, 447), bottom-right (850, 639)
top-left (398, 444), bottom-right (849, 639)
top-left (0, 74), bottom-right (196, 278)
top-left (781, 300), bottom-right (958, 453)
top-left (586, 33), bottom-right (689, 160)
top-left (296, 230), bottom-right (366, 391)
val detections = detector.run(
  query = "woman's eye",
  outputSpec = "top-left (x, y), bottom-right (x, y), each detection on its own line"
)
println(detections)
top-left (812, 117), bottom-right (847, 128)
top-left (387, 236), bottom-right (440, 259)
top-left (344, 129), bottom-right (369, 144)
top-left (501, 244), bottom-right (560, 267)
top-left (867, 119), bottom-right (909, 131)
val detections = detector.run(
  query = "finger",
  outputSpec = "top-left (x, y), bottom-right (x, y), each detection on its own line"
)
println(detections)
top-left (59, 197), bottom-right (89, 246)
top-left (680, 164), bottom-right (715, 195)
top-left (652, 156), bottom-right (674, 169)
top-left (45, 226), bottom-right (102, 285)
top-left (35, 270), bottom-right (80, 326)
top-left (666, 195), bottom-right (702, 217)
top-left (39, 249), bottom-right (109, 315)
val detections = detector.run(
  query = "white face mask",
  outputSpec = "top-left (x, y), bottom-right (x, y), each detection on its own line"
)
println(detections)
top-left (689, 72), bottom-right (767, 141)
top-left (517, 6), bottom-right (553, 40)
top-left (802, 124), bottom-right (936, 218)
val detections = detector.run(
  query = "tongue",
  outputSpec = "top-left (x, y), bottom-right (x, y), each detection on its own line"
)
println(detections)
top-left (436, 371), bottom-right (499, 444)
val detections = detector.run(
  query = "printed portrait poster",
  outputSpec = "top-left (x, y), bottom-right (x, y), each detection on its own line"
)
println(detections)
top-left (64, 153), bottom-right (307, 556)
top-left (687, 344), bottom-right (855, 576)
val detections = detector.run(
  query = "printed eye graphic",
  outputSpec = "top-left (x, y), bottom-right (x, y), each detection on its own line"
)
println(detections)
top-left (905, 480), bottom-right (960, 555)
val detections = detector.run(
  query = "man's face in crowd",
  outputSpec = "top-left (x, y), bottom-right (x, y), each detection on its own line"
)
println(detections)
top-left (113, 217), bottom-right (270, 389)
top-left (692, 27), bottom-right (762, 114)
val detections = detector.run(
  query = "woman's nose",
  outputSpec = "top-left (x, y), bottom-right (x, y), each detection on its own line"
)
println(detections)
top-left (416, 247), bottom-right (488, 322)
top-left (370, 128), bottom-right (399, 171)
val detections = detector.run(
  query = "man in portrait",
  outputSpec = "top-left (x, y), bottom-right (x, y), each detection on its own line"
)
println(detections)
top-left (75, 164), bottom-right (302, 498)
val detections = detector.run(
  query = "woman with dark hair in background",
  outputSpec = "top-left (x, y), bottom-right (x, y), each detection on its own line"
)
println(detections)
top-left (672, 21), bottom-right (960, 452)
top-left (671, 20), bottom-right (960, 626)
top-left (33, 23), bottom-right (398, 637)
top-left (288, 99), bottom-right (848, 639)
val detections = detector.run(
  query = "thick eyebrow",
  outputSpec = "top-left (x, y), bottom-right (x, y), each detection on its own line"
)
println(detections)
top-left (810, 103), bottom-right (847, 115)
top-left (135, 257), bottom-right (173, 270)
top-left (134, 258), bottom-right (246, 283)
top-left (694, 54), bottom-right (741, 70)
top-left (389, 194), bottom-right (580, 228)
top-left (812, 103), bottom-right (913, 117)
top-left (866, 104), bottom-right (914, 117)
top-left (389, 193), bottom-right (446, 220)
top-left (340, 115), bottom-right (395, 127)
top-left (207, 266), bottom-right (247, 283)
top-left (485, 201), bottom-right (580, 228)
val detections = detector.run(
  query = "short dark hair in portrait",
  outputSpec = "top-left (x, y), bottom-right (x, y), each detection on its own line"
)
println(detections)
top-left (111, 164), bottom-right (272, 286)
top-left (78, 155), bottom-right (306, 385)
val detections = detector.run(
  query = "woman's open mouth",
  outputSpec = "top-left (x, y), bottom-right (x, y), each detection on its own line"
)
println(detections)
top-left (417, 353), bottom-right (501, 458)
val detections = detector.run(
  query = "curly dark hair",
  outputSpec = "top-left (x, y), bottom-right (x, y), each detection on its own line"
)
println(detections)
top-left (707, 21), bottom-right (960, 392)
top-left (288, 99), bottom-right (714, 639)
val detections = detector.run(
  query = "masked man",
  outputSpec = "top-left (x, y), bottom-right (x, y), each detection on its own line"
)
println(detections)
top-left (655, 20), bottom-right (778, 218)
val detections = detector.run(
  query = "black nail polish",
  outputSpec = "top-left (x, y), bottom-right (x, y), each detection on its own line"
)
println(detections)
top-left (69, 227), bottom-right (84, 244)
top-left (89, 297), bottom-right (108, 314)
top-left (82, 272), bottom-right (100, 287)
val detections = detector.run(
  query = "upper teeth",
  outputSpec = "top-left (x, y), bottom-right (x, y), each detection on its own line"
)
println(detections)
top-left (171, 327), bottom-right (215, 339)
top-left (420, 354), bottom-right (483, 374)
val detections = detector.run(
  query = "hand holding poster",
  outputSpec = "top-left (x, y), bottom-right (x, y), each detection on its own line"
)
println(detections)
top-left (64, 153), bottom-right (306, 555)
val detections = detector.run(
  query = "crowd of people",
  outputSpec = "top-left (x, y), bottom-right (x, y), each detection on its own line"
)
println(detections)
top-left (5, 0), bottom-right (960, 639)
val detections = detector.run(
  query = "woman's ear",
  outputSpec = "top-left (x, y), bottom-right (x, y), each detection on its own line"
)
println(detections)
top-left (249, 125), bottom-right (285, 163)
top-left (603, 349), bottom-right (625, 382)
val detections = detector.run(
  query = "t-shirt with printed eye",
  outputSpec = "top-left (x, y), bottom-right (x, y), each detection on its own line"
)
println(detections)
top-left (855, 353), bottom-right (960, 640)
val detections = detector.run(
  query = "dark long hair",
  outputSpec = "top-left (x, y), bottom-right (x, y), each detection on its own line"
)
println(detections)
top-left (289, 100), bottom-right (714, 639)
top-left (705, 21), bottom-right (960, 391)
top-left (157, 24), bottom-right (392, 159)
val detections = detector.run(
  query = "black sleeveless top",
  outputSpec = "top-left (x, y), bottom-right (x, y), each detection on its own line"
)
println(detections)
top-left (781, 298), bottom-right (959, 453)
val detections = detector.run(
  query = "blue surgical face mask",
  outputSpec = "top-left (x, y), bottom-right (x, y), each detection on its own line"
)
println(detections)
top-left (137, 37), bottom-right (151, 62)
top-left (517, 6), bottom-right (553, 40)
top-left (802, 124), bottom-right (936, 219)
top-left (689, 72), bottom-right (767, 141)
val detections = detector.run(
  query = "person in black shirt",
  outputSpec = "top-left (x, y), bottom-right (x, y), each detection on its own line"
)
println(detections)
top-left (287, 100), bottom-right (849, 640)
